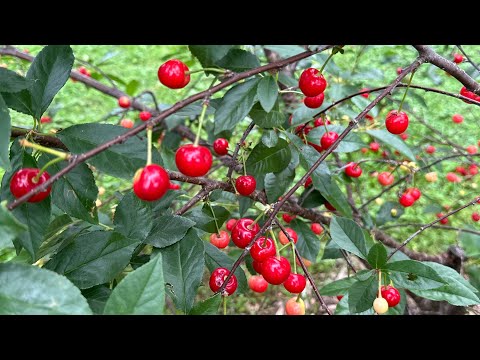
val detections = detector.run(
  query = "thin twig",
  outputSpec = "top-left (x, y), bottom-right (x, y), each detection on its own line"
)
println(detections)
top-left (226, 121), bottom-right (255, 180)
top-left (456, 45), bottom-right (480, 75)
top-left (380, 223), bottom-right (480, 236)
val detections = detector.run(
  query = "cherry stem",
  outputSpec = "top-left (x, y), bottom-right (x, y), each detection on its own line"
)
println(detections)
top-left (323, 120), bottom-right (329, 135)
top-left (378, 270), bottom-right (382, 298)
top-left (296, 293), bottom-right (301, 302)
top-left (206, 200), bottom-right (221, 236)
top-left (33, 117), bottom-right (38, 132)
top-left (319, 51), bottom-right (335, 74)
top-left (241, 151), bottom-right (247, 176)
top-left (398, 70), bottom-right (416, 113)
top-left (291, 241), bottom-right (297, 274)
top-left (222, 295), bottom-right (227, 315)
top-left (186, 68), bottom-right (226, 75)
top-left (20, 139), bottom-right (70, 160)
top-left (146, 126), bottom-right (153, 166)
top-left (193, 103), bottom-right (208, 147)
top-left (269, 229), bottom-right (280, 258)
top-left (34, 157), bottom-right (64, 182)
top-left (249, 211), bottom-right (265, 229)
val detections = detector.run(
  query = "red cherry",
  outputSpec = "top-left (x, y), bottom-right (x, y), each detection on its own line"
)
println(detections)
top-left (460, 86), bottom-right (480, 104)
top-left (40, 116), bottom-right (52, 124)
top-left (407, 187), bottom-right (421, 201)
top-left (313, 118), bottom-right (331, 127)
top-left (10, 168), bottom-right (51, 203)
top-left (361, 147), bottom-right (368, 153)
top-left (304, 93), bottom-right (325, 109)
top-left (399, 193), bottom-right (415, 207)
top-left (236, 175), bottom-right (256, 196)
top-left (250, 236), bottom-right (276, 262)
top-left (209, 267), bottom-right (237, 296)
top-left (210, 230), bottom-right (230, 249)
top-left (308, 141), bottom-right (323, 153)
top-left (344, 162), bottom-right (362, 178)
top-left (324, 201), bottom-right (336, 211)
top-left (365, 114), bottom-right (375, 122)
top-left (169, 183), bottom-right (181, 190)
top-left (385, 110), bottom-right (409, 134)
top-left (252, 259), bottom-right (263, 274)
top-left (360, 88), bottom-right (370, 98)
top-left (278, 228), bottom-right (298, 245)
top-left (298, 68), bottom-right (327, 97)
top-left (472, 213), bottom-right (480, 222)
top-left (378, 172), bottom-right (394, 186)
top-left (303, 125), bottom-right (313, 135)
top-left (158, 59), bottom-right (190, 89)
top-left (120, 118), bottom-right (134, 129)
top-left (283, 273), bottom-right (307, 293)
top-left (400, 133), bottom-right (408, 140)
top-left (226, 219), bottom-right (237, 232)
top-left (425, 145), bottom-right (436, 154)
top-left (456, 166), bottom-right (468, 176)
top-left (336, 295), bottom-right (344, 301)
top-left (436, 213), bottom-right (449, 225)
top-left (381, 285), bottom-right (401, 307)
top-left (248, 275), bottom-right (268, 293)
top-left (370, 142), bottom-right (380, 152)
top-left (446, 172), bottom-right (461, 183)
top-left (231, 218), bottom-right (260, 248)
top-left (453, 53), bottom-right (464, 64)
top-left (285, 297), bottom-right (305, 315)
top-left (213, 138), bottom-right (229, 156)
top-left (118, 96), bottom-right (131, 108)
top-left (304, 177), bottom-right (313, 188)
top-left (261, 256), bottom-right (291, 285)
top-left (175, 144), bottom-right (212, 177)
top-left (320, 131), bottom-right (339, 150)
top-left (469, 164), bottom-right (478, 175)
top-left (133, 164), bottom-right (170, 201)
top-left (311, 223), bottom-right (323, 235)
top-left (381, 151), bottom-right (389, 159)
top-left (282, 213), bottom-right (296, 223)
top-left (139, 111), bottom-right (152, 121)
top-left (452, 114), bottom-right (464, 124)
top-left (396, 67), bottom-right (403, 75)
top-left (467, 145), bottom-right (477, 154)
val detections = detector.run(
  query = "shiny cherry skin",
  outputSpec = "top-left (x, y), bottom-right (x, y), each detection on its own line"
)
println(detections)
top-left (360, 88), bottom-right (370, 98)
top-left (120, 118), bottom-right (134, 128)
top-left (399, 193), bottom-right (415, 207)
top-left (370, 142), bottom-right (380, 152)
top-left (407, 187), bottom-right (421, 201)
top-left (324, 201), bottom-right (336, 211)
top-left (248, 275), bottom-right (268, 293)
top-left (78, 66), bottom-right (91, 77)
top-left (314, 118), bottom-right (331, 127)
top-left (304, 177), bottom-right (313, 188)
top-left (40, 116), bottom-right (52, 124)
top-left (304, 93), bottom-right (325, 109)
top-left (236, 175), bottom-right (256, 196)
top-left (250, 237), bottom-right (276, 262)
top-left (209, 230), bottom-right (230, 249)
top-left (283, 273), bottom-right (307, 293)
top-left (298, 68), bottom-right (327, 97)
top-left (10, 168), bottom-right (51, 202)
top-left (436, 213), bottom-right (449, 225)
top-left (285, 297), bottom-right (305, 315)
top-left (373, 297), bottom-right (389, 314)
top-left (426, 145), bottom-right (436, 154)
top-left (118, 96), bottom-right (131, 108)
top-left (469, 164), bottom-right (478, 175)
top-left (344, 162), bottom-right (362, 177)
top-left (133, 164), bottom-right (170, 201)
top-left (311, 223), bottom-right (323, 235)
top-left (158, 59), bottom-right (190, 89)
top-left (226, 218), bottom-right (237, 232)
top-left (453, 53), bottom-right (464, 64)
top-left (209, 267), bottom-right (237, 296)
top-left (175, 144), bottom-right (212, 177)
top-left (169, 183), bottom-right (181, 190)
top-left (460, 86), bottom-right (480, 103)
top-left (452, 114), bottom-right (464, 123)
top-left (336, 295), bottom-right (344, 301)
top-left (467, 145), bottom-right (477, 154)
top-left (282, 213), bottom-right (296, 223)
top-left (278, 227), bottom-right (298, 245)
top-left (139, 111), bottom-right (152, 121)
top-left (378, 172), bottom-right (394, 186)
top-left (455, 166), bottom-right (467, 176)
top-left (231, 218), bottom-right (260, 248)
top-left (381, 285), bottom-right (401, 307)
top-left (385, 110), bottom-right (409, 134)
top-left (396, 67), bottom-right (403, 75)
top-left (446, 172), bottom-right (461, 183)
top-left (252, 259), bottom-right (263, 274)
top-left (472, 212), bottom-right (480, 222)
top-left (261, 256), bottom-right (291, 285)
top-left (213, 138), bottom-right (229, 155)
top-left (320, 131), bottom-right (339, 150)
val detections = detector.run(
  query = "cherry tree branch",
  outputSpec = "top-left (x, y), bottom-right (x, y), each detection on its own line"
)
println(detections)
top-left (380, 223), bottom-right (480, 237)
top-left (11, 127), bottom-right (68, 151)
top-left (456, 45), bottom-right (480, 75)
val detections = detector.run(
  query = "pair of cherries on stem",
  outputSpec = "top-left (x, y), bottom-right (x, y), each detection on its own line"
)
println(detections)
top-left (399, 187), bottom-right (421, 207)
top-left (299, 68), bottom-right (328, 109)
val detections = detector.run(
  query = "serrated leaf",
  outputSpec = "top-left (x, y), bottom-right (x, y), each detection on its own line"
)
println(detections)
top-left (0, 89), bottom-right (34, 116)
top-left (329, 216), bottom-right (368, 260)
top-left (249, 102), bottom-right (285, 128)
top-left (45, 231), bottom-right (139, 289)
top-left (214, 78), bottom-right (260, 135)
top-left (245, 138), bottom-right (291, 176)
top-left (189, 294), bottom-right (222, 315)
top-left (264, 168), bottom-right (295, 203)
top-left (184, 204), bottom-right (229, 233)
top-left (257, 76), bottom-right (278, 113)
top-left (160, 230), bottom-right (204, 313)
top-left (319, 277), bottom-right (357, 296)
top-left (0, 200), bottom-right (27, 250)
top-left (145, 214), bottom-right (196, 248)
top-left (366, 129), bottom-right (415, 162)
top-left (367, 243), bottom-right (387, 269)
top-left (216, 49), bottom-right (260, 72)
top-left (386, 260), bottom-right (446, 290)
top-left (0, 95), bottom-right (11, 171)
top-left (104, 253), bottom-right (165, 314)
top-left (290, 219), bottom-right (321, 262)
top-left (0, 68), bottom-right (32, 93)
top-left (348, 276), bottom-right (377, 314)
top-left (0, 263), bottom-right (92, 315)
top-left (114, 191), bottom-right (153, 241)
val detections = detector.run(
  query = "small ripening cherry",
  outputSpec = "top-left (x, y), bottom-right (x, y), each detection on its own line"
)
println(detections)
top-left (378, 172), bottom-right (394, 186)
top-left (236, 175), bottom-right (256, 196)
top-left (399, 193), bottom-right (415, 207)
top-left (453, 53), bottom-right (464, 64)
top-left (320, 131), bottom-right (339, 150)
top-left (452, 114), bottom-right (464, 124)
top-left (360, 88), bottom-right (370, 98)
top-left (40, 116), bottom-right (52, 124)
top-left (282, 213), bottom-right (296, 223)
top-left (425, 145), bottom-right (436, 154)
top-left (248, 275), bottom-right (268, 293)
top-left (285, 297), bottom-right (305, 315)
top-left (283, 273), bottom-right (307, 293)
top-left (226, 218), bottom-right (237, 232)
top-left (467, 145), bottom-right (478, 154)
top-left (344, 162), bottom-right (362, 178)
top-left (311, 223), bottom-right (323, 235)
top-left (472, 212), bottom-right (480, 222)
top-left (324, 201), bottom-right (336, 211)
top-left (304, 93), bottom-right (325, 109)
top-left (370, 142), bottom-right (380, 152)
top-left (120, 119), bottom-right (134, 129)
top-left (278, 228), bottom-right (298, 245)
top-left (209, 230), bottom-right (230, 249)
top-left (213, 138), bottom-right (229, 156)
top-left (118, 96), bottom-right (131, 108)
top-left (373, 297), bottom-right (389, 314)
top-left (436, 213), bottom-right (449, 225)
top-left (139, 111), bottom-right (152, 121)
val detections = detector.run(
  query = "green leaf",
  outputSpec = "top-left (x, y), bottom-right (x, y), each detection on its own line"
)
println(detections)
top-left (0, 89), bottom-right (34, 116)
top-left (185, 204), bottom-right (229, 233)
top-left (114, 191), bottom-right (153, 242)
top-left (189, 294), bottom-right (222, 315)
top-left (26, 45), bottom-right (74, 119)
top-left (245, 138), bottom-right (291, 176)
top-left (290, 219), bottom-right (321, 262)
top-left (216, 49), bottom-right (260, 72)
top-left (145, 214), bottom-right (196, 248)
top-left (0, 95), bottom-right (11, 171)
top-left (367, 243), bottom-right (388, 269)
top-left (239, 197), bottom-right (254, 217)
top-left (319, 276), bottom-right (357, 296)
top-left (45, 231), bottom-right (139, 289)
top-left (0, 200), bottom-right (27, 250)
top-left (366, 130), bottom-right (415, 162)
top-left (189, 45), bottom-right (234, 70)
top-left (261, 129), bottom-right (278, 148)
top-left (249, 102), bottom-right (285, 129)
top-left (411, 262), bottom-right (480, 306)
top-left (0, 68), bottom-right (32, 93)
top-left (376, 201), bottom-right (404, 226)
top-left (459, 229), bottom-right (480, 258)
top-left (0, 263), bottom-right (92, 315)
top-left (214, 78), bottom-right (260, 135)
top-left (386, 260), bottom-right (446, 290)
top-left (81, 285), bottom-right (111, 314)
top-left (290, 105), bottom-right (322, 126)
top-left (38, 153), bottom-right (98, 224)
top-left (125, 79), bottom-right (140, 96)
top-left (263, 45), bottom-right (305, 58)
top-left (335, 294), bottom-right (375, 315)
top-left (264, 169), bottom-right (295, 203)
top-left (57, 124), bottom-right (161, 179)
top-left (204, 242), bottom-right (247, 294)
top-left (160, 229), bottom-right (205, 313)
top-left (348, 276), bottom-right (377, 314)
top-left (257, 76), bottom-right (278, 113)
top-left (104, 253), bottom-right (165, 314)
top-left (329, 216), bottom-right (368, 260)
top-left (306, 125), bottom-right (364, 153)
